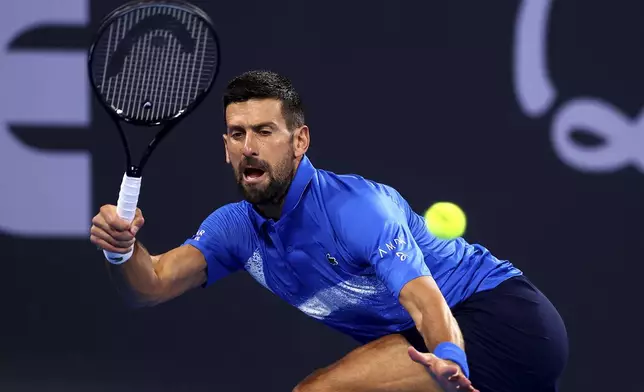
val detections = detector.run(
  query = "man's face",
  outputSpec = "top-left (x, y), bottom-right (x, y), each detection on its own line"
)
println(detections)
top-left (224, 98), bottom-right (308, 205)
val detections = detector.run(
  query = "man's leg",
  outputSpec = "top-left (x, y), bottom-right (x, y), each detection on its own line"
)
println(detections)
top-left (293, 334), bottom-right (440, 392)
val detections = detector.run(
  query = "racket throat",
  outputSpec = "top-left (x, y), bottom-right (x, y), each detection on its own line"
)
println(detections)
top-left (126, 165), bottom-right (143, 178)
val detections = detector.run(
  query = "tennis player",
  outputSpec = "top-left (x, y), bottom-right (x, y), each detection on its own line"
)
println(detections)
top-left (90, 70), bottom-right (568, 392)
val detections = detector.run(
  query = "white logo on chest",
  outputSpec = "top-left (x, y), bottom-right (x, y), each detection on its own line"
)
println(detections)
top-left (297, 276), bottom-right (388, 320)
top-left (242, 248), bottom-right (390, 321)
top-left (244, 249), bottom-right (271, 291)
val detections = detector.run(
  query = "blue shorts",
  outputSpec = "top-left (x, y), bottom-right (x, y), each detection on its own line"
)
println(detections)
top-left (401, 275), bottom-right (569, 392)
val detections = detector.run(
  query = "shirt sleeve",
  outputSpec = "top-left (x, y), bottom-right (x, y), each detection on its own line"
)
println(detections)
top-left (337, 195), bottom-right (432, 299)
top-left (183, 203), bottom-right (247, 286)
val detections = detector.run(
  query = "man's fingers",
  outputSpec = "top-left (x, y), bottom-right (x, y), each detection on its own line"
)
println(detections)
top-left (408, 348), bottom-right (479, 392)
top-left (99, 205), bottom-right (130, 231)
top-left (92, 215), bottom-right (134, 241)
top-left (407, 346), bottom-right (434, 366)
top-left (447, 372), bottom-right (466, 383)
top-left (130, 209), bottom-right (145, 235)
top-left (445, 371), bottom-right (477, 392)
top-left (407, 346), bottom-right (424, 363)
top-left (90, 234), bottom-right (132, 254)
top-left (456, 383), bottom-right (477, 392)
top-left (90, 226), bottom-right (135, 249)
top-left (105, 213), bottom-right (131, 232)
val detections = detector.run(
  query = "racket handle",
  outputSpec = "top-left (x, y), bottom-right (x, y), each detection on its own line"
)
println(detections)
top-left (103, 173), bottom-right (142, 265)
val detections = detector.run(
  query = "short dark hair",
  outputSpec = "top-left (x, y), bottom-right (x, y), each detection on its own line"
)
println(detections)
top-left (223, 70), bottom-right (305, 130)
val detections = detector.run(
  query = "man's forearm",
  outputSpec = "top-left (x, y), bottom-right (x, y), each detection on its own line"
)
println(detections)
top-left (106, 241), bottom-right (162, 307)
top-left (400, 277), bottom-right (465, 351)
top-left (417, 309), bottom-right (464, 352)
top-left (400, 275), bottom-right (472, 380)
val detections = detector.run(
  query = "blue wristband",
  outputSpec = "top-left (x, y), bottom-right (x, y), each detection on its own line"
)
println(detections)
top-left (433, 342), bottom-right (470, 379)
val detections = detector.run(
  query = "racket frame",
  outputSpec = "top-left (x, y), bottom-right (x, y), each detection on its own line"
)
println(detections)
top-left (87, 0), bottom-right (221, 177)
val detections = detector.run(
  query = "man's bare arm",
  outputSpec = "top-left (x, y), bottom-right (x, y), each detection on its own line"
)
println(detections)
top-left (398, 275), bottom-right (464, 352)
top-left (107, 242), bottom-right (207, 307)
top-left (90, 205), bottom-right (207, 307)
top-left (399, 276), bottom-right (477, 390)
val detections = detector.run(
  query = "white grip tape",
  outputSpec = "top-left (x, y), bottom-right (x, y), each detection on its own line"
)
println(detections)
top-left (103, 174), bottom-right (142, 265)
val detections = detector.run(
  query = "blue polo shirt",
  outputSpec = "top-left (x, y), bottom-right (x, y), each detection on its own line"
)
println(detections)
top-left (184, 156), bottom-right (522, 343)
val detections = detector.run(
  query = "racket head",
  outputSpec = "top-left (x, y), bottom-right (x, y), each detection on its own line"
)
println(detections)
top-left (88, 0), bottom-right (220, 126)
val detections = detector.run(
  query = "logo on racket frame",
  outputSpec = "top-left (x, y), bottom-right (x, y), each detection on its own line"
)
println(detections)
top-left (105, 13), bottom-right (198, 79)
top-left (89, 1), bottom-right (220, 125)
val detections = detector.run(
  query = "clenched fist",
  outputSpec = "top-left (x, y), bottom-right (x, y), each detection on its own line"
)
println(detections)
top-left (90, 205), bottom-right (145, 254)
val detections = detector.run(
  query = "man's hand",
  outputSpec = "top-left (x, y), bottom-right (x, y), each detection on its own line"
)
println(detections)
top-left (408, 346), bottom-right (479, 392)
top-left (90, 204), bottom-right (145, 254)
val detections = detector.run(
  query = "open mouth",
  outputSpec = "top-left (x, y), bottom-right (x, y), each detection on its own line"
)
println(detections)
top-left (242, 167), bottom-right (266, 183)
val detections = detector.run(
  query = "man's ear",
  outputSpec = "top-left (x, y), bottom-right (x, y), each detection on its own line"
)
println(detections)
top-left (293, 125), bottom-right (310, 158)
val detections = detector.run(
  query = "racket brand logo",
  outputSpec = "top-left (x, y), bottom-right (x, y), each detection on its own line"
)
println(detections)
top-left (513, 0), bottom-right (644, 174)
top-left (0, 0), bottom-right (91, 237)
top-left (105, 13), bottom-right (196, 79)
top-left (91, 4), bottom-right (218, 124)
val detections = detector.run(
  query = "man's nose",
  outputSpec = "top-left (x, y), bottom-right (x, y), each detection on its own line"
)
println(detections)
top-left (242, 133), bottom-right (258, 157)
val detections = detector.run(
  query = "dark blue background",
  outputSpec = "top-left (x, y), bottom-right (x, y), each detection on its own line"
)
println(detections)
top-left (2, 1), bottom-right (643, 390)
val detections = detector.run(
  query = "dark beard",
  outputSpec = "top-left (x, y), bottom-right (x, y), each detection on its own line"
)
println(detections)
top-left (235, 156), bottom-right (295, 206)
top-left (236, 170), bottom-right (292, 205)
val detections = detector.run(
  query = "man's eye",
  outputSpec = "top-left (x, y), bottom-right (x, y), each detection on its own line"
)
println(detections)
top-left (231, 132), bottom-right (244, 139)
top-left (259, 129), bottom-right (272, 136)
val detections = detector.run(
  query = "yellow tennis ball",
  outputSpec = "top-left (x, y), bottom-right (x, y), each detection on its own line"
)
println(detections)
top-left (424, 202), bottom-right (467, 239)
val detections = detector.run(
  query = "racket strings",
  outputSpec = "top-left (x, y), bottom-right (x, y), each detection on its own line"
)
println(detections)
top-left (93, 5), bottom-right (218, 123)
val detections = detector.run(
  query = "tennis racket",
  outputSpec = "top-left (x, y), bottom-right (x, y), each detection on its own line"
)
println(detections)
top-left (87, 0), bottom-right (220, 264)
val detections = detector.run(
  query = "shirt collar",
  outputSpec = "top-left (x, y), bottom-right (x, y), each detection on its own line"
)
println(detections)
top-left (248, 155), bottom-right (316, 227)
